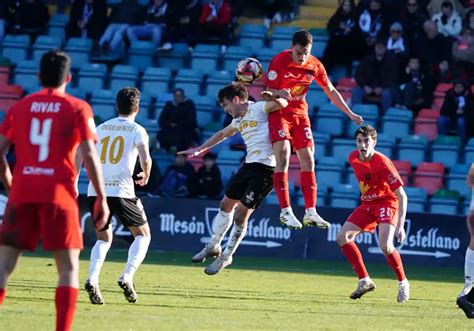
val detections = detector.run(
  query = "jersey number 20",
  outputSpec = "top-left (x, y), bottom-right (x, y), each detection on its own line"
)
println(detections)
top-left (100, 136), bottom-right (124, 164)
top-left (30, 118), bottom-right (52, 162)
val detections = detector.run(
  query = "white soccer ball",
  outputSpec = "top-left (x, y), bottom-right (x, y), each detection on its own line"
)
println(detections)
top-left (235, 57), bottom-right (264, 84)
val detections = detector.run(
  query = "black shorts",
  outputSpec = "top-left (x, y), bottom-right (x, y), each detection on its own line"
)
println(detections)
top-left (87, 196), bottom-right (147, 231)
top-left (225, 162), bottom-right (275, 209)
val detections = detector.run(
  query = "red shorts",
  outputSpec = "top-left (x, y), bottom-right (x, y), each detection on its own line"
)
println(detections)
top-left (268, 112), bottom-right (313, 150)
top-left (347, 204), bottom-right (398, 233)
top-left (0, 202), bottom-right (83, 251)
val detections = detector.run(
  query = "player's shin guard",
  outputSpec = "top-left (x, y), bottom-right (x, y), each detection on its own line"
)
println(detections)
top-left (89, 240), bottom-right (111, 284)
top-left (0, 288), bottom-right (5, 304)
top-left (341, 242), bottom-right (369, 279)
top-left (386, 250), bottom-right (406, 281)
top-left (273, 172), bottom-right (290, 209)
top-left (300, 171), bottom-right (317, 209)
top-left (208, 209), bottom-right (234, 247)
top-left (122, 235), bottom-right (151, 281)
top-left (55, 286), bottom-right (78, 331)
top-left (223, 223), bottom-right (247, 257)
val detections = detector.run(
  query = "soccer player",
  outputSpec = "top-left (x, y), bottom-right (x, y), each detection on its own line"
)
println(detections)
top-left (0, 50), bottom-right (109, 331)
top-left (79, 87), bottom-right (152, 304)
top-left (178, 82), bottom-right (287, 275)
top-left (456, 163), bottom-right (474, 318)
top-left (336, 125), bottom-right (410, 303)
top-left (266, 29), bottom-right (364, 229)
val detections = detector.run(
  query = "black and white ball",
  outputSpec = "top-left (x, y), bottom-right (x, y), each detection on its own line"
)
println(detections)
top-left (235, 57), bottom-right (264, 84)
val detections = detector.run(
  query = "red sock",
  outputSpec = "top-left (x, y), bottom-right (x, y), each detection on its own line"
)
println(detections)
top-left (300, 171), bottom-right (317, 209)
top-left (341, 242), bottom-right (369, 279)
top-left (55, 287), bottom-right (78, 331)
top-left (0, 288), bottom-right (6, 305)
top-left (273, 172), bottom-right (290, 209)
top-left (386, 250), bottom-right (406, 281)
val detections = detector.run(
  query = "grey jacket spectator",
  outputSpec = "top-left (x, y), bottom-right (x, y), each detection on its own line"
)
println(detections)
top-left (67, 0), bottom-right (107, 40)
top-left (431, 1), bottom-right (462, 38)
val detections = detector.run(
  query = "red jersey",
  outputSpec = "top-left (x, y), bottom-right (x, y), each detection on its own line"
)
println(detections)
top-left (348, 150), bottom-right (403, 208)
top-left (266, 50), bottom-right (329, 115)
top-left (0, 89), bottom-right (97, 205)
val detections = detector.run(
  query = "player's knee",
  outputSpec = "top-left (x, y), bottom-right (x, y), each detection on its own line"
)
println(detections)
top-left (219, 198), bottom-right (235, 213)
top-left (336, 231), bottom-right (351, 246)
top-left (380, 242), bottom-right (394, 255)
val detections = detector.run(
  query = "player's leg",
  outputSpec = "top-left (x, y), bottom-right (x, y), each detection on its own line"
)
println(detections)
top-left (0, 246), bottom-right (21, 304)
top-left (192, 195), bottom-right (238, 263)
top-left (336, 208), bottom-right (376, 299)
top-left (53, 248), bottom-right (81, 331)
top-left (457, 207), bottom-right (474, 318)
top-left (378, 222), bottom-right (409, 302)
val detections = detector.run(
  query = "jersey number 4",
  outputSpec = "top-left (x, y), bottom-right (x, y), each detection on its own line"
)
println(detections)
top-left (30, 118), bottom-right (52, 162)
top-left (100, 136), bottom-right (124, 164)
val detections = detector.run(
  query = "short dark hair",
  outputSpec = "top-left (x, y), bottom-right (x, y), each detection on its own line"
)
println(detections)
top-left (354, 125), bottom-right (377, 140)
top-left (441, 1), bottom-right (453, 9)
top-left (116, 87), bottom-right (141, 115)
top-left (292, 30), bottom-right (313, 47)
top-left (218, 81), bottom-right (249, 104)
top-left (39, 50), bottom-right (71, 88)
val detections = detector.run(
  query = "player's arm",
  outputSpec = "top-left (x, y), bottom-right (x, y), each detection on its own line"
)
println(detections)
top-left (321, 81), bottom-right (363, 124)
top-left (393, 186), bottom-right (408, 243)
top-left (136, 143), bottom-right (152, 187)
top-left (467, 163), bottom-right (474, 187)
top-left (0, 135), bottom-right (12, 193)
top-left (177, 124), bottom-right (238, 159)
top-left (264, 98), bottom-right (289, 113)
top-left (79, 139), bottom-right (109, 230)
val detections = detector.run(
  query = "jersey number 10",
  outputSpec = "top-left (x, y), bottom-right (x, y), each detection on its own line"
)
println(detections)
top-left (100, 136), bottom-right (124, 164)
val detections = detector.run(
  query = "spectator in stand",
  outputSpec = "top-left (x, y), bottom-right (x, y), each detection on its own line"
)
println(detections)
top-left (198, 0), bottom-right (232, 53)
top-left (352, 39), bottom-right (399, 113)
top-left (127, 0), bottom-right (170, 47)
top-left (437, 80), bottom-right (474, 143)
top-left (386, 22), bottom-right (409, 67)
top-left (428, 0), bottom-right (464, 17)
top-left (432, 1), bottom-right (463, 38)
top-left (254, 0), bottom-right (295, 29)
top-left (12, 0), bottom-right (50, 38)
top-left (66, 0), bottom-right (107, 41)
top-left (465, 9), bottom-right (474, 31)
top-left (195, 152), bottom-right (222, 199)
top-left (357, 0), bottom-right (386, 56)
top-left (322, 0), bottom-right (360, 77)
top-left (453, 28), bottom-right (474, 65)
top-left (400, 0), bottom-right (429, 50)
top-left (412, 20), bottom-right (453, 69)
top-left (159, 0), bottom-right (201, 51)
top-left (157, 88), bottom-right (199, 154)
top-left (159, 154), bottom-right (196, 197)
top-left (98, 0), bottom-right (144, 52)
top-left (397, 57), bottom-right (426, 112)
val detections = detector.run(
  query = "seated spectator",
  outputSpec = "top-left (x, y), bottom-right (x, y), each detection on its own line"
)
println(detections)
top-left (412, 20), bottom-right (453, 70)
top-left (428, 0), bottom-right (464, 17)
top-left (197, 0), bottom-right (232, 53)
top-left (66, 0), bottom-right (107, 41)
top-left (322, 0), bottom-right (360, 76)
top-left (397, 57), bottom-right (426, 112)
top-left (157, 88), bottom-right (199, 153)
top-left (431, 1), bottom-right (462, 38)
top-left (351, 39), bottom-right (399, 113)
top-left (437, 80), bottom-right (474, 143)
top-left (358, 0), bottom-right (385, 56)
top-left (453, 28), bottom-right (474, 65)
top-left (98, 0), bottom-right (144, 51)
top-left (400, 0), bottom-right (429, 50)
top-left (159, 154), bottom-right (196, 197)
top-left (386, 22), bottom-right (409, 67)
top-left (194, 152), bottom-right (222, 199)
top-left (159, 0), bottom-right (201, 50)
top-left (254, 0), bottom-right (295, 29)
top-left (127, 0), bottom-right (170, 47)
top-left (12, 0), bottom-right (50, 38)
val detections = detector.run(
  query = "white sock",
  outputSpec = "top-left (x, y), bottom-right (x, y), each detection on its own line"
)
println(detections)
top-left (281, 207), bottom-right (293, 214)
top-left (89, 240), bottom-right (111, 284)
top-left (360, 276), bottom-right (372, 282)
top-left (122, 235), bottom-right (151, 282)
top-left (399, 278), bottom-right (409, 285)
top-left (305, 207), bottom-right (316, 215)
top-left (223, 223), bottom-right (247, 258)
top-left (465, 248), bottom-right (474, 286)
top-left (208, 209), bottom-right (234, 248)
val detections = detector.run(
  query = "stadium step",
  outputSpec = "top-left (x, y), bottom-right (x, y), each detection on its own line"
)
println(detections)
top-left (304, 0), bottom-right (338, 7)
top-left (298, 5), bottom-right (334, 20)
top-left (289, 19), bottom-right (327, 29)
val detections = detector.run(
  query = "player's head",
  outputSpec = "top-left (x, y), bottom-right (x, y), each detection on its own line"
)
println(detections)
top-left (116, 87), bottom-right (141, 116)
top-left (354, 125), bottom-right (377, 161)
top-left (291, 30), bottom-right (312, 65)
top-left (39, 50), bottom-right (71, 88)
top-left (218, 81), bottom-right (249, 118)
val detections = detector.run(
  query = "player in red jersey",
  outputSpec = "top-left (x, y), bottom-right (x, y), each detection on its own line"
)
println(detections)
top-left (336, 125), bottom-right (409, 302)
top-left (266, 29), bottom-right (363, 229)
top-left (0, 50), bottom-right (109, 331)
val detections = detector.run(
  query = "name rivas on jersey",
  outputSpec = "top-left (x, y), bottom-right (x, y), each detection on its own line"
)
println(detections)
top-left (30, 102), bottom-right (61, 113)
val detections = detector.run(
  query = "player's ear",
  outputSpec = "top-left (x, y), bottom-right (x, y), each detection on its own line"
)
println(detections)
top-left (65, 73), bottom-right (72, 84)
top-left (232, 96), bottom-right (240, 104)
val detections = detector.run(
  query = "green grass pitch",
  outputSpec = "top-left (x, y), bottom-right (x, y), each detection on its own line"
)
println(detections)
top-left (0, 250), bottom-right (473, 330)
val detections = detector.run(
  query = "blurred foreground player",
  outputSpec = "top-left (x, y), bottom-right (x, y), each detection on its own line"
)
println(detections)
top-left (0, 50), bottom-right (109, 331)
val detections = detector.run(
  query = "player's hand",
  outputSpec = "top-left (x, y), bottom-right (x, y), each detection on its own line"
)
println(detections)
top-left (93, 197), bottom-right (110, 231)
top-left (395, 225), bottom-right (406, 243)
top-left (135, 172), bottom-right (149, 186)
top-left (349, 113), bottom-right (364, 125)
top-left (261, 90), bottom-right (274, 101)
top-left (177, 148), bottom-right (202, 159)
top-left (277, 89), bottom-right (291, 99)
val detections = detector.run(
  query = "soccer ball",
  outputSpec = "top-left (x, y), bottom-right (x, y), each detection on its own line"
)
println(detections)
top-left (236, 58), bottom-right (264, 84)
